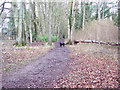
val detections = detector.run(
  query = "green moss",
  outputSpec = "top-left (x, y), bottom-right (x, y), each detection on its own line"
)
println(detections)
top-left (22, 41), bottom-right (27, 46)
top-left (26, 47), bottom-right (30, 50)
top-left (16, 41), bottom-right (27, 47)
top-left (66, 40), bottom-right (72, 45)
top-left (17, 42), bottom-right (22, 47)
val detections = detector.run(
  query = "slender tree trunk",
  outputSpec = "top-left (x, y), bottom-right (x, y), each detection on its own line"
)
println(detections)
top-left (57, 23), bottom-right (60, 38)
top-left (71, 0), bottom-right (76, 42)
top-left (13, 1), bottom-right (18, 41)
top-left (67, 1), bottom-right (70, 40)
top-left (25, 16), bottom-right (29, 44)
top-left (29, 2), bottom-right (32, 43)
top-left (98, 0), bottom-right (101, 21)
top-left (68, 0), bottom-right (73, 42)
top-left (48, 2), bottom-right (52, 45)
top-left (102, 11), bottom-right (104, 20)
top-left (42, 4), bottom-right (46, 35)
top-left (68, 17), bottom-right (70, 40)
top-left (82, 0), bottom-right (85, 30)
top-left (22, 2), bottom-right (27, 45)
top-left (33, 2), bottom-right (37, 41)
top-left (71, 17), bottom-right (75, 42)
top-left (37, 3), bottom-right (43, 35)
top-left (29, 21), bottom-right (32, 43)
top-left (97, 0), bottom-right (101, 46)
top-left (52, 11), bottom-right (55, 36)
top-left (25, 31), bottom-right (29, 43)
top-left (54, 22), bottom-right (57, 36)
top-left (102, 1), bottom-right (105, 19)
top-left (17, 2), bottom-right (23, 45)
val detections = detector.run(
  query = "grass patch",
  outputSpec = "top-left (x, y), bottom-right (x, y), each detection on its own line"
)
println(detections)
top-left (37, 35), bottom-right (59, 42)
top-left (26, 47), bottom-right (30, 50)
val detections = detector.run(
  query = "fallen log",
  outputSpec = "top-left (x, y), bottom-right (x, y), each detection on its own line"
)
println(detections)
top-left (81, 40), bottom-right (93, 43)
top-left (74, 40), bottom-right (120, 46)
top-left (74, 40), bottom-right (80, 45)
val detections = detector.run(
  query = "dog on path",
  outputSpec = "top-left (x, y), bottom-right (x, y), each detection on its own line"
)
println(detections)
top-left (60, 42), bottom-right (65, 47)
top-left (60, 39), bottom-right (65, 47)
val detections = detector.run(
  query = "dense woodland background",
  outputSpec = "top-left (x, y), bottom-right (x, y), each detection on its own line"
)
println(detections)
top-left (0, 0), bottom-right (119, 45)
top-left (0, 0), bottom-right (120, 88)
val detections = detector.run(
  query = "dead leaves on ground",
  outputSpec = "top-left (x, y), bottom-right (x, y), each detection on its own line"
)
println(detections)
top-left (2, 41), bottom-right (52, 76)
top-left (54, 52), bottom-right (119, 88)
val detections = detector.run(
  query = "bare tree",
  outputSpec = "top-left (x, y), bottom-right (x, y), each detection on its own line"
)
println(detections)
top-left (33, 2), bottom-right (37, 41)
top-left (17, 1), bottom-right (23, 45)
top-left (71, 0), bottom-right (76, 42)
top-left (98, 0), bottom-right (101, 21)
top-left (29, 1), bottom-right (33, 43)
top-left (102, 0), bottom-right (105, 19)
top-left (48, 2), bottom-right (52, 45)
top-left (82, 0), bottom-right (85, 30)
top-left (12, 1), bottom-right (18, 40)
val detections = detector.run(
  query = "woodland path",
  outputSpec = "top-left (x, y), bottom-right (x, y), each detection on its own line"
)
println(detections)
top-left (2, 41), bottom-right (72, 88)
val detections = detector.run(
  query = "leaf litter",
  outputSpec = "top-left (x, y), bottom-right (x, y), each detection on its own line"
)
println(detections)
top-left (54, 44), bottom-right (119, 88)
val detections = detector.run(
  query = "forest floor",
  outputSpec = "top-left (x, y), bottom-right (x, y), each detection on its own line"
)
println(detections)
top-left (2, 40), bottom-right (53, 76)
top-left (54, 43), bottom-right (119, 88)
top-left (2, 40), bottom-right (73, 88)
top-left (2, 40), bottom-right (119, 88)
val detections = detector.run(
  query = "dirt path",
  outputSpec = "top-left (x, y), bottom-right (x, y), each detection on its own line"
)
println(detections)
top-left (2, 41), bottom-right (72, 88)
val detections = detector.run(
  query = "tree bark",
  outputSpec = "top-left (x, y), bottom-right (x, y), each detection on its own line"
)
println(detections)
top-left (98, 0), bottom-right (101, 21)
top-left (71, 0), bottom-right (76, 42)
top-left (57, 22), bottom-right (60, 38)
top-left (68, 0), bottom-right (73, 42)
top-left (29, 1), bottom-right (32, 43)
top-left (12, 1), bottom-right (18, 40)
top-left (102, 1), bottom-right (105, 19)
top-left (48, 2), bottom-right (52, 45)
top-left (68, 15), bottom-right (70, 40)
top-left (33, 2), bottom-right (37, 41)
top-left (29, 20), bottom-right (32, 43)
top-left (82, 0), bottom-right (85, 30)
top-left (17, 1), bottom-right (23, 45)
top-left (37, 3), bottom-right (44, 35)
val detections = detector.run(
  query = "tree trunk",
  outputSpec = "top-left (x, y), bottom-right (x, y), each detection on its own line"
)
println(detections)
top-left (22, 2), bottom-right (27, 45)
top-left (29, 2), bottom-right (32, 43)
top-left (12, 1), bottom-right (18, 41)
top-left (68, 16), bottom-right (70, 40)
top-left (29, 21), bottom-right (32, 43)
top-left (82, 0), bottom-right (85, 30)
top-left (33, 2), bottom-right (37, 41)
top-left (98, 0), bottom-right (101, 21)
top-left (71, 0), bottom-right (76, 42)
top-left (57, 23), bottom-right (60, 38)
top-left (37, 3), bottom-right (44, 35)
top-left (48, 2), bottom-right (52, 45)
top-left (102, 1), bottom-right (105, 19)
top-left (68, 0), bottom-right (73, 43)
top-left (17, 2), bottom-right (23, 45)
top-left (71, 16), bottom-right (75, 42)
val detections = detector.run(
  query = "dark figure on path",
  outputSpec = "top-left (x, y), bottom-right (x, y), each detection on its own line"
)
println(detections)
top-left (60, 42), bottom-right (65, 47)
top-left (60, 37), bottom-right (65, 47)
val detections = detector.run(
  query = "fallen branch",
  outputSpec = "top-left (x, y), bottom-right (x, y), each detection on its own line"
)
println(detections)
top-left (74, 40), bottom-right (120, 46)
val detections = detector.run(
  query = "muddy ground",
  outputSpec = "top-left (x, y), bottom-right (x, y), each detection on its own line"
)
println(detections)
top-left (2, 41), bottom-right (73, 88)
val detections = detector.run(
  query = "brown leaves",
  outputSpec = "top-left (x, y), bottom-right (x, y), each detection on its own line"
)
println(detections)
top-left (54, 53), bottom-right (119, 88)
top-left (2, 41), bottom-right (52, 76)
